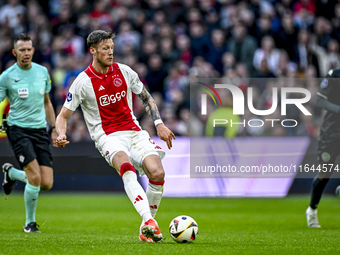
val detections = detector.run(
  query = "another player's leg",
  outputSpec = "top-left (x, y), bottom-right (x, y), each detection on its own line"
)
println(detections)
top-left (306, 153), bottom-right (335, 228)
top-left (23, 160), bottom-right (42, 233)
top-left (2, 163), bottom-right (28, 195)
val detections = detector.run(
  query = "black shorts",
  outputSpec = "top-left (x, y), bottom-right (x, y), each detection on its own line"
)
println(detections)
top-left (7, 125), bottom-right (53, 168)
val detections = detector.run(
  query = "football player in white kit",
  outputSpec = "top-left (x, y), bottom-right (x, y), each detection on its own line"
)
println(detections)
top-left (55, 30), bottom-right (175, 243)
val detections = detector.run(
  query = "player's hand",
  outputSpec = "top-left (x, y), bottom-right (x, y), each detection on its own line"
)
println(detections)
top-left (51, 129), bottom-right (58, 147)
top-left (156, 124), bottom-right (176, 149)
top-left (56, 134), bottom-right (70, 148)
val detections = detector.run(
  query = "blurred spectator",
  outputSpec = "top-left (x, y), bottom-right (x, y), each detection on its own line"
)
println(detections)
top-left (254, 15), bottom-right (275, 46)
top-left (227, 22), bottom-right (258, 76)
top-left (176, 34), bottom-right (192, 65)
top-left (253, 36), bottom-right (280, 75)
top-left (139, 37), bottom-right (157, 63)
top-left (222, 52), bottom-right (236, 72)
top-left (293, 0), bottom-right (315, 29)
top-left (90, 0), bottom-right (112, 28)
top-left (274, 12), bottom-right (298, 60)
top-left (0, 0), bottom-right (26, 29)
top-left (309, 38), bottom-right (340, 77)
top-left (207, 29), bottom-right (227, 74)
top-left (188, 22), bottom-right (210, 60)
top-left (114, 21), bottom-right (141, 53)
top-left (313, 17), bottom-right (332, 49)
top-left (252, 59), bottom-right (276, 93)
top-left (145, 54), bottom-right (167, 95)
top-left (160, 37), bottom-right (179, 72)
top-left (293, 29), bottom-right (320, 75)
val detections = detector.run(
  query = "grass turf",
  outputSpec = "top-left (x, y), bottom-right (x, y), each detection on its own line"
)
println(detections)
top-left (0, 193), bottom-right (339, 255)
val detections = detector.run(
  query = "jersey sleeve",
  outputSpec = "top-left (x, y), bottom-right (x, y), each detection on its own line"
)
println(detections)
top-left (44, 68), bottom-right (52, 94)
top-left (0, 73), bottom-right (7, 102)
top-left (124, 65), bottom-right (144, 94)
top-left (318, 70), bottom-right (336, 100)
top-left (63, 74), bottom-right (84, 111)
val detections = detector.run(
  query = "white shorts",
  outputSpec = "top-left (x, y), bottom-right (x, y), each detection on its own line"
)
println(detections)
top-left (95, 130), bottom-right (165, 176)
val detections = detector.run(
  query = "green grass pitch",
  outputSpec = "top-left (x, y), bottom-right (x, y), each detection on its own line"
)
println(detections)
top-left (0, 193), bottom-right (339, 255)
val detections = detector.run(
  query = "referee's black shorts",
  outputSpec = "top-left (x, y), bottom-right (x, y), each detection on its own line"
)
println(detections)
top-left (7, 125), bottom-right (53, 168)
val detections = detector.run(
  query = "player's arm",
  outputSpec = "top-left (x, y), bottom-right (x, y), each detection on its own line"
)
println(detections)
top-left (137, 86), bottom-right (176, 149)
top-left (44, 93), bottom-right (58, 147)
top-left (55, 106), bottom-right (74, 147)
top-left (315, 94), bottom-right (340, 113)
top-left (316, 70), bottom-right (340, 113)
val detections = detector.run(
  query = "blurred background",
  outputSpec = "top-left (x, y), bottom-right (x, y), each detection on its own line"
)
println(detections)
top-left (0, 0), bottom-right (339, 195)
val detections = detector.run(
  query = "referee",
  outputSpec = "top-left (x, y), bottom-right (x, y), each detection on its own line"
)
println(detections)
top-left (306, 68), bottom-right (340, 228)
top-left (0, 34), bottom-right (58, 233)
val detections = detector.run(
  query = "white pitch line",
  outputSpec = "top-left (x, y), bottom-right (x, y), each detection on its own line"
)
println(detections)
top-left (165, 152), bottom-right (305, 158)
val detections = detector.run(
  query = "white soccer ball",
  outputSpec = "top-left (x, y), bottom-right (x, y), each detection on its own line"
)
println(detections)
top-left (335, 185), bottom-right (340, 196)
top-left (169, 215), bottom-right (198, 243)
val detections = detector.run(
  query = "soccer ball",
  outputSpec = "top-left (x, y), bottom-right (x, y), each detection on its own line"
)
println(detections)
top-left (335, 185), bottom-right (340, 196)
top-left (169, 215), bottom-right (198, 243)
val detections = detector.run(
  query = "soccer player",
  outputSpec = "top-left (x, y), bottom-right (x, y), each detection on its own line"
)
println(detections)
top-left (306, 68), bottom-right (340, 228)
top-left (55, 30), bottom-right (175, 243)
top-left (0, 34), bottom-right (58, 232)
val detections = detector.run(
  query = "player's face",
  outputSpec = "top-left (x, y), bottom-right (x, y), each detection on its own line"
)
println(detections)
top-left (12, 40), bottom-right (35, 69)
top-left (94, 39), bottom-right (114, 68)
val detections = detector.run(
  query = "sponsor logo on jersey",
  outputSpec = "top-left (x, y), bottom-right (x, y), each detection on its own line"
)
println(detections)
top-left (67, 92), bottom-right (72, 102)
top-left (99, 85), bottom-right (105, 91)
top-left (19, 155), bottom-right (25, 163)
top-left (321, 152), bottom-right (331, 162)
top-left (18, 88), bottom-right (28, 100)
top-left (99, 90), bottom-right (126, 106)
top-left (113, 78), bottom-right (123, 87)
top-left (149, 138), bottom-right (155, 144)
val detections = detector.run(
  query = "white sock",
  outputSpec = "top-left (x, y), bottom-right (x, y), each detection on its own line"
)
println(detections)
top-left (122, 171), bottom-right (152, 222)
top-left (146, 182), bottom-right (164, 218)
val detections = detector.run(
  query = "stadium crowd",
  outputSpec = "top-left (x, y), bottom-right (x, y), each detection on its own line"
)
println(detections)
top-left (0, 0), bottom-right (339, 140)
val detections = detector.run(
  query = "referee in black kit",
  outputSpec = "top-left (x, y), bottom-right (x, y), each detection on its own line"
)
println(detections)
top-left (306, 68), bottom-right (340, 228)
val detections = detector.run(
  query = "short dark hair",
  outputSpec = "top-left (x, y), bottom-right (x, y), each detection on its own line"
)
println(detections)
top-left (87, 30), bottom-right (115, 48)
top-left (14, 33), bottom-right (31, 45)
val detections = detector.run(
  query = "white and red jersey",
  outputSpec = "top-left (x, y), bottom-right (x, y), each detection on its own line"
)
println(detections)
top-left (64, 62), bottom-right (143, 142)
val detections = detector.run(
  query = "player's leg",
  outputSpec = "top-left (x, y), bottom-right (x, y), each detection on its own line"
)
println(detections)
top-left (130, 132), bottom-right (166, 242)
top-left (2, 163), bottom-right (27, 195)
top-left (23, 159), bottom-right (42, 232)
top-left (34, 128), bottom-right (54, 191)
top-left (2, 126), bottom-right (29, 194)
top-left (112, 151), bottom-right (160, 242)
top-left (113, 151), bottom-right (153, 223)
top-left (306, 148), bottom-right (337, 228)
top-left (4, 164), bottom-right (27, 182)
top-left (142, 154), bottom-right (165, 218)
top-left (39, 166), bottom-right (53, 191)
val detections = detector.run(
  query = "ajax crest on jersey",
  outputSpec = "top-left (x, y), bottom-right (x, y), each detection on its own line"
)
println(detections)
top-left (169, 215), bottom-right (198, 243)
top-left (113, 78), bottom-right (122, 87)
